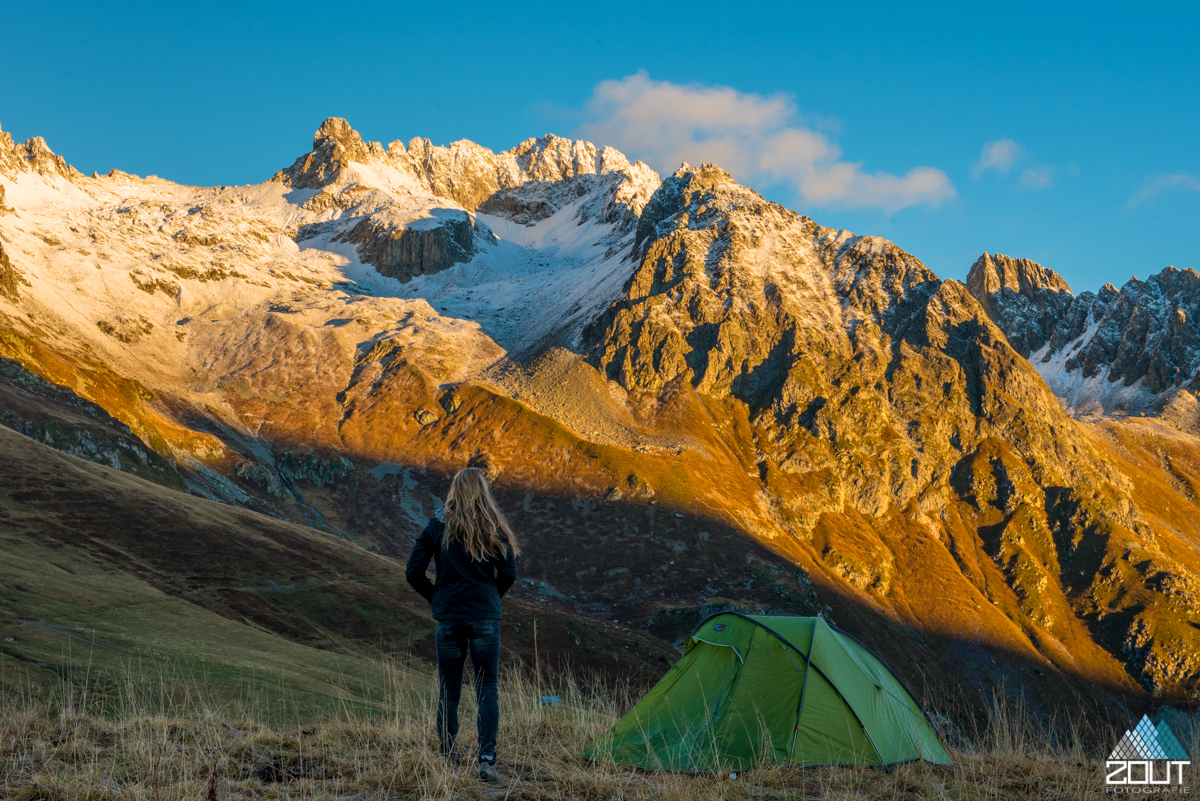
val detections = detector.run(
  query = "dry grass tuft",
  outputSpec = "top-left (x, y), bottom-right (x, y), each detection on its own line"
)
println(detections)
top-left (0, 659), bottom-right (1192, 800)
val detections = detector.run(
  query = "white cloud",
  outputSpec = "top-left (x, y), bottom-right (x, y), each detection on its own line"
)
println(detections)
top-left (1020, 166), bottom-right (1054, 190)
top-left (971, 139), bottom-right (1023, 179)
top-left (575, 72), bottom-right (954, 213)
top-left (1128, 174), bottom-right (1200, 207)
top-left (971, 139), bottom-right (1054, 190)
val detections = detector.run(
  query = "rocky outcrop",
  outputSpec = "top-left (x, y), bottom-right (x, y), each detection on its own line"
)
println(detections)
top-left (96, 314), bottom-right (154, 343)
top-left (1060, 267), bottom-right (1200, 392)
top-left (397, 134), bottom-right (660, 265)
top-left (0, 241), bottom-right (24, 302)
top-left (585, 163), bottom-right (856, 400)
top-left (0, 124), bottom-right (80, 180)
top-left (276, 119), bottom-right (488, 278)
top-left (403, 133), bottom-right (659, 218)
top-left (275, 120), bottom-right (661, 283)
top-left (275, 117), bottom-right (378, 189)
top-left (342, 212), bottom-right (482, 282)
top-left (1042, 283), bottom-right (1119, 354)
top-left (964, 253), bottom-right (1075, 357)
top-left (401, 137), bottom-right (503, 211)
top-left (479, 169), bottom-right (647, 235)
top-left (276, 451), bottom-right (354, 487)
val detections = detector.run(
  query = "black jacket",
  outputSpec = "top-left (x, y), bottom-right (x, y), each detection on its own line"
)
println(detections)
top-left (405, 516), bottom-right (517, 620)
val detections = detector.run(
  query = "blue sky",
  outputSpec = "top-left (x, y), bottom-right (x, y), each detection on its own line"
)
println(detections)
top-left (3, 0), bottom-right (1197, 292)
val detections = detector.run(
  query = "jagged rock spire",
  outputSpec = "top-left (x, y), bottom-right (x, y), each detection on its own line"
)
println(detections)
top-left (274, 117), bottom-right (381, 189)
top-left (966, 252), bottom-right (1072, 299)
top-left (0, 122), bottom-right (80, 181)
top-left (964, 252), bottom-right (1075, 358)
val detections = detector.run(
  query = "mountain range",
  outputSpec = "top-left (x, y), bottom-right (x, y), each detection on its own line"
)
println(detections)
top-left (2, 118), bottom-right (1199, 711)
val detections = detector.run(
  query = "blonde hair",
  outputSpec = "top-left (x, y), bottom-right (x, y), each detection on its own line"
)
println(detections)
top-left (442, 467), bottom-right (520, 561)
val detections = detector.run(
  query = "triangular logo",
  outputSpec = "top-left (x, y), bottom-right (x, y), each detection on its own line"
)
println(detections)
top-left (1108, 715), bottom-right (1191, 762)
top-left (1109, 730), bottom-right (1143, 760)
top-left (1155, 719), bottom-right (1189, 761)
top-left (1133, 715), bottom-right (1168, 759)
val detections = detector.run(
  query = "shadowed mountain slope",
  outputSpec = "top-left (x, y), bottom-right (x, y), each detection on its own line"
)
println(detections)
top-left (0, 420), bottom-right (676, 697)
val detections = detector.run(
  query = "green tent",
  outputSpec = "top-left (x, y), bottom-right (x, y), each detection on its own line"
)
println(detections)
top-left (585, 613), bottom-right (951, 771)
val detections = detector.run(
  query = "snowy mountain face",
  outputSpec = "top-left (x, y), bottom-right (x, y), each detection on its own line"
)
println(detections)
top-left (0, 117), bottom-right (659, 393)
top-left (6, 119), bottom-right (1200, 705)
top-left (967, 253), bottom-right (1200, 420)
top-left (265, 117), bottom-right (660, 353)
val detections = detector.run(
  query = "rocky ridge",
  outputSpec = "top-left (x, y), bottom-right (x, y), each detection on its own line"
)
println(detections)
top-left (0, 123), bottom-right (81, 182)
top-left (967, 254), bottom-right (1200, 417)
top-left (0, 240), bottom-right (25, 301)
top-left (275, 119), bottom-right (658, 281)
top-left (586, 171), bottom-right (1109, 518)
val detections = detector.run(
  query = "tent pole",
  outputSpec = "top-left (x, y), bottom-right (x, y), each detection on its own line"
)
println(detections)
top-left (787, 616), bottom-right (819, 766)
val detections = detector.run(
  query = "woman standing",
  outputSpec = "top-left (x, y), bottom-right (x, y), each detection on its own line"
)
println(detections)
top-left (406, 467), bottom-right (519, 783)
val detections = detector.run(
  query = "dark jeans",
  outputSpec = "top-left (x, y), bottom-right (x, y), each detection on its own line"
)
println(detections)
top-left (435, 619), bottom-right (500, 764)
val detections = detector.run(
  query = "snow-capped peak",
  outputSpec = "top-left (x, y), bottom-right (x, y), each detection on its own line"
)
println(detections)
top-left (0, 123), bottom-right (82, 182)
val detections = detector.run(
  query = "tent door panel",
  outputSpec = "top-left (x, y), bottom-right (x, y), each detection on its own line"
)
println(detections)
top-left (792, 669), bottom-right (878, 766)
top-left (709, 627), bottom-right (806, 768)
top-left (603, 641), bottom-right (742, 770)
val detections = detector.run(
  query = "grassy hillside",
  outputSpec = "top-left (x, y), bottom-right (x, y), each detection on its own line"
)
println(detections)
top-left (0, 421), bottom-right (426, 715)
top-left (0, 424), bottom-right (667, 714)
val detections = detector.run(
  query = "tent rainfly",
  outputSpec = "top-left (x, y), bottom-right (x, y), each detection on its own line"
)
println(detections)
top-left (584, 613), bottom-right (952, 771)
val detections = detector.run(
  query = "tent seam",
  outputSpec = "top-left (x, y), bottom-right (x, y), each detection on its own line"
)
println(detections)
top-left (787, 617), bottom-right (817, 766)
top-left (826, 621), bottom-right (950, 762)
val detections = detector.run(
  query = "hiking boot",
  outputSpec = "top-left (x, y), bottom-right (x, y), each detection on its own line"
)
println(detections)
top-left (441, 749), bottom-right (460, 767)
top-left (478, 761), bottom-right (502, 782)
